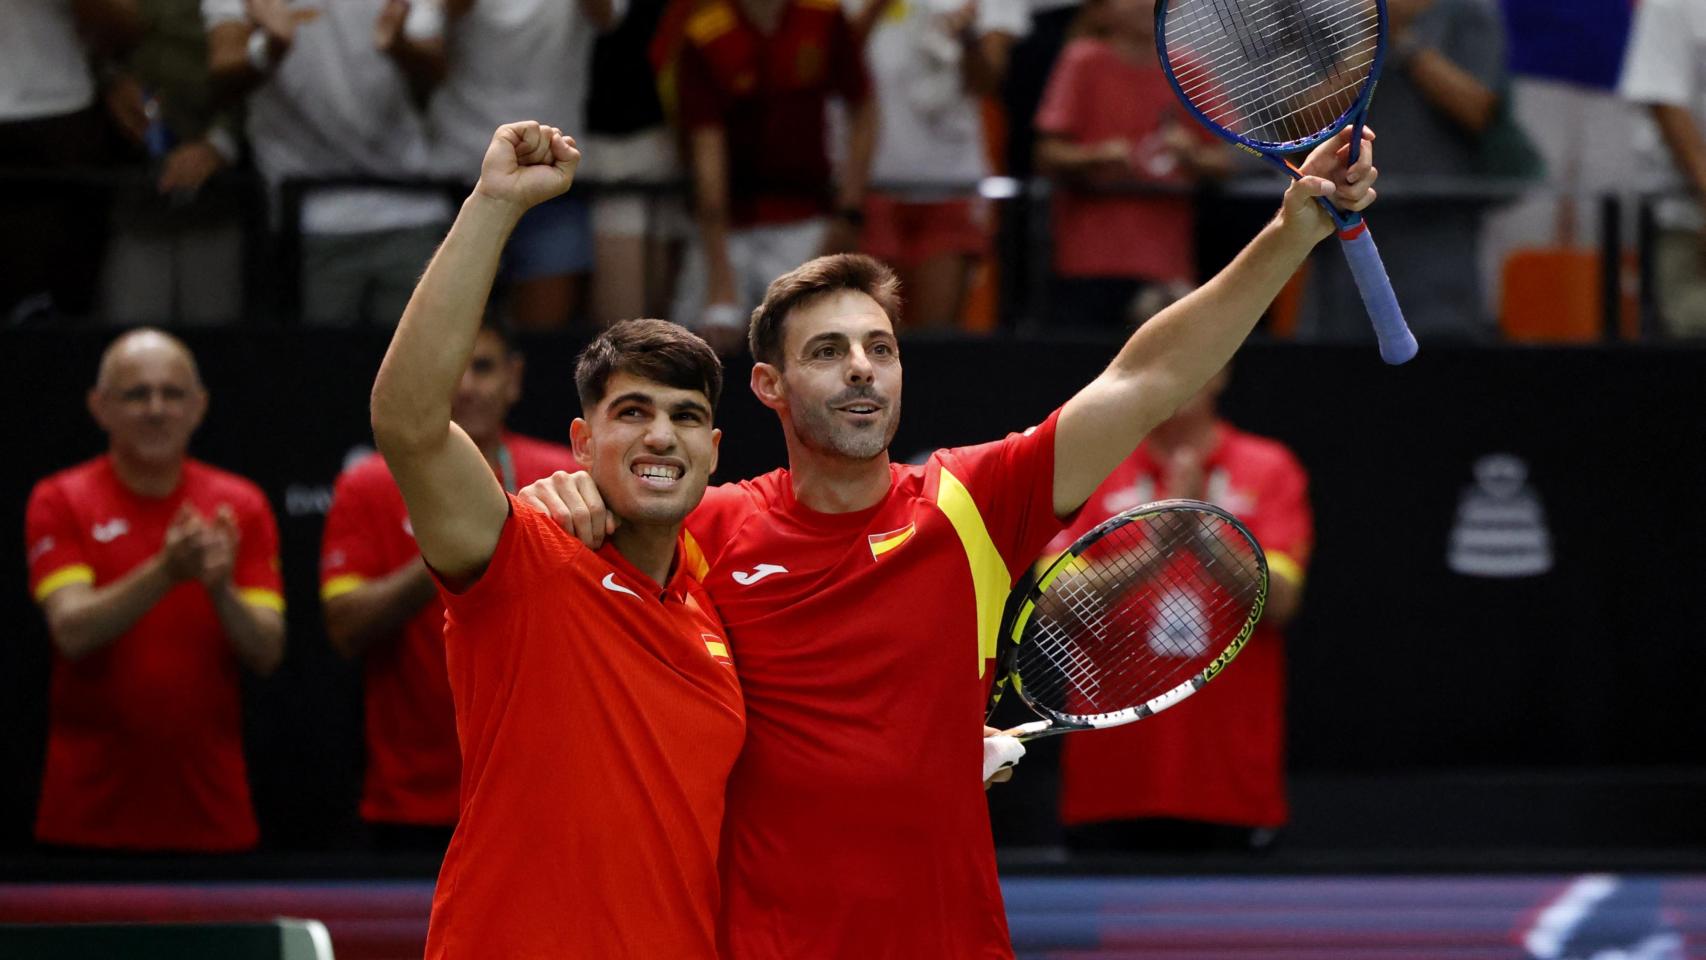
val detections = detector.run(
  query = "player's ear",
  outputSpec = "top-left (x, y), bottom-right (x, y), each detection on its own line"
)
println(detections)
top-left (86, 388), bottom-right (107, 430)
top-left (569, 418), bottom-right (593, 464)
top-left (505, 353), bottom-right (525, 405)
top-left (750, 362), bottom-right (785, 412)
top-left (709, 427), bottom-right (721, 475)
top-left (187, 384), bottom-right (209, 431)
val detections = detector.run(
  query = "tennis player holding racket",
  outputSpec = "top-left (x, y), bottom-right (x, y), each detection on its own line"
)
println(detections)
top-left (521, 120), bottom-right (1376, 958)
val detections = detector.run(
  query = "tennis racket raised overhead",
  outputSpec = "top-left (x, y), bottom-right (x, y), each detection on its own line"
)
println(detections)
top-left (986, 500), bottom-right (1268, 740)
top-left (1157, 0), bottom-right (1417, 365)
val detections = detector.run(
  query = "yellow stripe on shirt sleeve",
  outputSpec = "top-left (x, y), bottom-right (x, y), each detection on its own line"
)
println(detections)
top-left (1267, 550), bottom-right (1305, 588)
top-left (239, 588), bottom-right (286, 614)
top-left (320, 574), bottom-right (367, 602)
top-left (934, 468), bottom-right (1011, 678)
top-left (33, 564), bottom-right (94, 603)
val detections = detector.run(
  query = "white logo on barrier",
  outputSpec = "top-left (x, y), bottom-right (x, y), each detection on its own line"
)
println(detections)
top-left (1447, 453), bottom-right (1552, 578)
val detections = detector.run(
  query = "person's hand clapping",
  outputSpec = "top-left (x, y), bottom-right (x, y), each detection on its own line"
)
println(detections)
top-left (473, 121), bottom-right (581, 217)
top-left (162, 502), bottom-right (209, 582)
top-left (198, 504), bottom-right (241, 590)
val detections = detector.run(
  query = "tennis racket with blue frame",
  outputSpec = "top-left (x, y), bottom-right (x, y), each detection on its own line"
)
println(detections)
top-left (1156, 0), bottom-right (1418, 365)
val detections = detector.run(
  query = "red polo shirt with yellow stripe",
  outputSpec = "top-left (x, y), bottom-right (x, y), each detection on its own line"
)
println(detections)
top-left (424, 498), bottom-right (744, 959)
top-left (320, 435), bottom-right (578, 828)
top-left (680, 412), bottom-right (1068, 960)
top-left (1047, 423), bottom-right (1312, 829)
top-left (667, 0), bottom-right (870, 227)
top-left (24, 455), bottom-right (283, 852)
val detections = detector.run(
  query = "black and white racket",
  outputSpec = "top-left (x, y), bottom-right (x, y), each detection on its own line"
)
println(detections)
top-left (986, 499), bottom-right (1268, 740)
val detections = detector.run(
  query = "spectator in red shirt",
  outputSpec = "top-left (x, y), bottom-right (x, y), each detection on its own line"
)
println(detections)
top-left (1034, 0), bottom-right (1230, 328)
top-left (660, 0), bottom-right (876, 351)
top-left (1045, 362), bottom-right (1312, 852)
top-left (24, 329), bottom-right (285, 852)
top-left (372, 121), bottom-right (742, 958)
top-left (321, 317), bottom-right (579, 853)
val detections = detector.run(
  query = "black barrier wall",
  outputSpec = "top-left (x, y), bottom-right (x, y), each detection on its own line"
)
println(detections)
top-left (5, 333), bottom-right (1706, 857)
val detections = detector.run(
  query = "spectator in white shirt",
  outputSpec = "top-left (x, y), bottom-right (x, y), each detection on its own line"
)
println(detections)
top-left (428, 0), bottom-right (623, 331)
top-left (203, 0), bottom-right (454, 326)
top-left (846, 0), bottom-right (1027, 328)
top-left (0, 0), bottom-right (143, 323)
top-left (1619, 0), bottom-right (1706, 336)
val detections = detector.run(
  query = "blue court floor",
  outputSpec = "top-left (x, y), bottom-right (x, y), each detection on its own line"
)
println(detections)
top-left (2, 874), bottom-right (1702, 958)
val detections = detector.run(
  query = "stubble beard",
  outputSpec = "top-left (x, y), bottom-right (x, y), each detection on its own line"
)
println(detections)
top-left (793, 395), bottom-right (901, 462)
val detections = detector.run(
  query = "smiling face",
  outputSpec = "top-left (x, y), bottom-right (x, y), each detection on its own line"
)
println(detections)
top-left (450, 328), bottom-right (523, 449)
top-left (759, 289), bottom-right (903, 462)
top-left (87, 330), bottom-right (208, 469)
top-left (572, 371), bottom-right (721, 528)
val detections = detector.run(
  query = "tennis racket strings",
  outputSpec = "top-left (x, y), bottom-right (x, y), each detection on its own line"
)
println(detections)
top-left (1162, 0), bottom-right (1381, 148)
top-left (1015, 506), bottom-right (1266, 723)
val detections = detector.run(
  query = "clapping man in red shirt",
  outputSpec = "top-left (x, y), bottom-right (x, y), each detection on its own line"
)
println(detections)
top-left (371, 120), bottom-right (743, 959)
top-left (25, 329), bottom-right (285, 852)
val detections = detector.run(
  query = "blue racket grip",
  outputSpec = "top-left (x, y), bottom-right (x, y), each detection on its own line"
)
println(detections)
top-left (1337, 222), bottom-right (1417, 365)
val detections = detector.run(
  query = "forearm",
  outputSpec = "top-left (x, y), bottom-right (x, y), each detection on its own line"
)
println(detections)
top-left (838, 99), bottom-right (876, 210)
top-left (372, 194), bottom-right (519, 452)
top-left (1054, 219), bottom-right (1317, 515)
top-left (690, 127), bottom-right (738, 303)
top-left (1653, 104), bottom-right (1706, 200)
top-left (579, 0), bottom-right (616, 29)
top-left (962, 33), bottom-right (1011, 98)
top-left (207, 22), bottom-right (281, 102)
top-left (325, 559), bottom-right (437, 658)
top-left (1264, 570), bottom-right (1303, 625)
top-left (73, 0), bottom-right (144, 56)
top-left (1035, 137), bottom-right (1111, 178)
top-left (44, 559), bottom-right (176, 660)
top-left (389, 37), bottom-right (448, 106)
top-left (1396, 46), bottom-right (1497, 135)
top-left (210, 584), bottom-right (286, 675)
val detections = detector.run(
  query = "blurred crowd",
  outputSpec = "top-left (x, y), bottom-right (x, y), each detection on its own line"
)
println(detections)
top-left (0, 0), bottom-right (1702, 339)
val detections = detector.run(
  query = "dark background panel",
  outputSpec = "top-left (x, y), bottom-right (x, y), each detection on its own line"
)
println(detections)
top-left (4, 333), bottom-right (1705, 857)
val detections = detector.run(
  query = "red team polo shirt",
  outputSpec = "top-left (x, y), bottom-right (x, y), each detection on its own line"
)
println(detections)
top-left (680, 412), bottom-right (1068, 960)
top-left (24, 456), bottom-right (283, 851)
top-left (320, 434), bottom-right (578, 826)
top-left (670, 0), bottom-right (870, 227)
top-left (424, 499), bottom-right (744, 959)
top-left (1048, 424), bottom-right (1312, 829)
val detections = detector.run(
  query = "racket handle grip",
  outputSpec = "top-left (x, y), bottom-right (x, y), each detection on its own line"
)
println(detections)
top-left (1337, 222), bottom-right (1418, 365)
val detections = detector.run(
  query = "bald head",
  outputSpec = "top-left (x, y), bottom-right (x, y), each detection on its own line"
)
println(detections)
top-left (88, 328), bottom-right (209, 470)
top-left (96, 328), bottom-right (202, 394)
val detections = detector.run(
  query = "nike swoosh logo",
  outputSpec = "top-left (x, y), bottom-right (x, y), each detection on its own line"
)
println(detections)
top-left (601, 573), bottom-right (640, 599)
top-left (732, 563), bottom-right (788, 586)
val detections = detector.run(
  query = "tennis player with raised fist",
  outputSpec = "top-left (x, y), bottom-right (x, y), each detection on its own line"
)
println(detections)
top-left (372, 121), bottom-right (742, 959)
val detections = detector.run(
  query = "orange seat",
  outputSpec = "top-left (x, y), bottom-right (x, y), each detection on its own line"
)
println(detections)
top-left (1499, 248), bottom-right (1602, 342)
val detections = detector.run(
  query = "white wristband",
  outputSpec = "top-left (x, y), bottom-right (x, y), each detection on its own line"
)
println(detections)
top-left (981, 735), bottom-right (1026, 782)
top-left (246, 28), bottom-right (272, 72)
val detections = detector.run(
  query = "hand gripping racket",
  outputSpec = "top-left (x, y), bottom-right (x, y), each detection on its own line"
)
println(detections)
top-left (985, 500), bottom-right (1268, 740)
top-left (1156, 0), bottom-right (1418, 364)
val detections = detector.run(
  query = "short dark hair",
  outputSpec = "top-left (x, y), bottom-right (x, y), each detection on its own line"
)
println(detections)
top-left (575, 318), bottom-right (724, 413)
top-left (748, 254), bottom-right (902, 366)
top-left (477, 310), bottom-right (517, 354)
